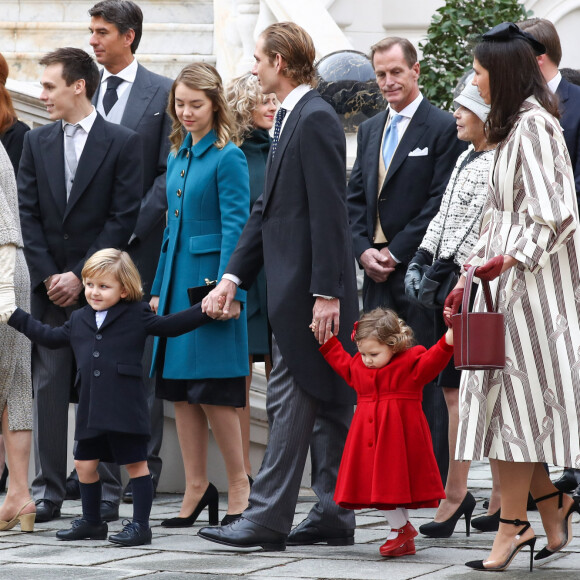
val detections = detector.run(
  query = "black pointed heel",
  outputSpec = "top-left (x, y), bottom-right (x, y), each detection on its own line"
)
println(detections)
top-left (471, 509), bottom-right (501, 532)
top-left (533, 490), bottom-right (580, 560)
top-left (161, 483), bottom-right (219, 528)
top-left (466, 518), bottom-right (535, 572)
top-left (0, 465), bottom-right (8, 494)
top-left (419, 492), bottom-right (476, 538)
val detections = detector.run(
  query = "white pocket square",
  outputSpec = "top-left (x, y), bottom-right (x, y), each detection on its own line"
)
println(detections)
top-left (409, 147), bottom-right (428, 157)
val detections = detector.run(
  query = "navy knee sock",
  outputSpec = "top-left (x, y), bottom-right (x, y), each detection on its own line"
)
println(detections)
top-left (131, 475), bottom-right (153, 528)
top-left (79, 480), bottom-right (102, 524)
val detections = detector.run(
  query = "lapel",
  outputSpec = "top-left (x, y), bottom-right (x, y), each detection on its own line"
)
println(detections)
top-left (39, 122), bottom-right (67, 215)
top-left (121, 64), bottom-right (158, 131)
top-left (382, 99), bottom-right (431, 189)
top-left (263, 90), bottom-right (317, 211)
top-left (97, 300), bottom-right (130, 332)
top-left (366, 111), bottom-right (388, 202)
top-left (64, 114), bottom-right (112, 220)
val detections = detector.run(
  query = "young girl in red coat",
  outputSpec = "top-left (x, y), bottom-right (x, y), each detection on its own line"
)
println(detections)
top-left (316, 308), bottom-right (454, 557)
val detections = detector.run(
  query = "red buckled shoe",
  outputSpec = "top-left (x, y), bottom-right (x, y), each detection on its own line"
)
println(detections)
top-left (379, 521), bottom-right (418, 556)
top-left (380, 538), bottom-right (416, 557)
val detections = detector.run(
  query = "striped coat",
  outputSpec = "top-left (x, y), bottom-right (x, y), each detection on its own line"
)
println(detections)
top-left (456, 97), bottom-right (580, 466)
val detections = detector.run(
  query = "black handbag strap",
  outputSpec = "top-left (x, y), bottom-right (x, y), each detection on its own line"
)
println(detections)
top-left (462, 265), bottom-right (495, 314)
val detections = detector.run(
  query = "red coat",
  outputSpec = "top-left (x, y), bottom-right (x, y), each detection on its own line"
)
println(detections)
top-left (320, 335), bottom-right (453, 510)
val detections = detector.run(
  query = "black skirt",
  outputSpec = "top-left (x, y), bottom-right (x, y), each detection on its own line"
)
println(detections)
top-left (156, 376), bottom-right (246, 407)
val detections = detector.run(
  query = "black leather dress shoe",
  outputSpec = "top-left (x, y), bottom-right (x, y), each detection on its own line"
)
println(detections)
top-left (287, 518), bottom-right (354, 546)
top-left (109, 520), bottom-right (152, 546)
top-left (35, 499), bottom-right (61, 523)
top-left (198, 516), bottom-right (287, 551)
top-left (100, 500), bottom-right (119, 522)
top-left (553, 469), bottom-right (579, 493)
top-left (65, 474), bottom-right (81, 501)
top-left (56, 518), bottom-right (108, 541)
top-left (122, 482), bottom-right (133, 504)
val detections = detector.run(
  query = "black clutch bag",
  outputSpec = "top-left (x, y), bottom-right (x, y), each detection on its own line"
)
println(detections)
top-left (187, 278), bottom-right (217, 306)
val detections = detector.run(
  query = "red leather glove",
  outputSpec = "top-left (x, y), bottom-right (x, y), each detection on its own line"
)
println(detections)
top-left (471, 255), bottom-right (504, 282)
top-left (443, 288), bottom-right (464, 328)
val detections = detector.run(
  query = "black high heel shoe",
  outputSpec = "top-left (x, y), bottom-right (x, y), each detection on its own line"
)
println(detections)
top-left (419, 492), bottom-right (476, 538)
top-left (220, 475), bottom-right (253, 526)
top-left (534, 490), bottom-right (580, 560)
top-left (466, 518), bottom-right (536, 572)
top-left (471, 509), bottom-right (500, 532)
top-left (0, 465), bottom-right (8, 494)
top-left (161, 483), bottom-right (219, 528)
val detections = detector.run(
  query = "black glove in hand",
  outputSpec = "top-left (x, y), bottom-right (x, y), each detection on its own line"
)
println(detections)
top-left (404, 249), bottom-right (433, 302)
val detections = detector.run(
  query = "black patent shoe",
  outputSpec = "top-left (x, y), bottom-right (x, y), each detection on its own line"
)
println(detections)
top-left (56, 518), bottom-right (108, 541)
top-left (471, 509), bottom-right (500, 532)
top-left (466, 518), bottom-right (535, 572)
top-left (109, 520), bottom-right (152, 546)
top-left (161, 483), bottom-right (219, 527)
top-left (553, 469), bottom-right (579, 493)
top-left (419, 492), bottom-right (476, 538)
top-left (534, 490), bottom-right (580, 560)
top-left (287, 517), bottom-right (354, 546)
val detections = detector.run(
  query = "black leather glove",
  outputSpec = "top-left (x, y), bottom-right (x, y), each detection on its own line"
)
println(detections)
top-left (404, 249), bottom-right (432, 302)
top-left (422, 256), bottom-right (458, 283)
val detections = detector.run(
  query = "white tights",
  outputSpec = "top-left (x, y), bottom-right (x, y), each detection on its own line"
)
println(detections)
top-left (382, 508), bottom-right (409, 540)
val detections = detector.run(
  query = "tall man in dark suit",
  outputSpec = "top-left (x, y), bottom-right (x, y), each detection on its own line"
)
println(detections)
top-left (198, 22), bottom-right (358, 551)
top-left (85, 0), bottom-right (173, 511)
top-left (18, 47), bottom-right (142, 522)
top-left (518, 17), bottom-right (580, 498)
top-left (347, 37), bottom-right (465, 483)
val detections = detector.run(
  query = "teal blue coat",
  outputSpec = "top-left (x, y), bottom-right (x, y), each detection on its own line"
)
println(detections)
top-left (151, 130), bottom-right (250, 379)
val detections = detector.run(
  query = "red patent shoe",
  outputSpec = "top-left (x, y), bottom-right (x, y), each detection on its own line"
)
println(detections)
top-left (381, 537), bottom-right (416, 557)
top-left (379, 521), bottom-right (418, 556)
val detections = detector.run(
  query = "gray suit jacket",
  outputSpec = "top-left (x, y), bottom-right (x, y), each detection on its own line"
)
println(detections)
top-left (93, 64), bottom-right (173, 296)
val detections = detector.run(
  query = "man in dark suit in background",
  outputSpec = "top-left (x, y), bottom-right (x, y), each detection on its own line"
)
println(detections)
top-left (18, 47), bottom-right (142, 522)
top-left (198, 22), bottom-right (358, 551)
top-left (82, 0), bottom-right (173, 514)
top-left (518, 17), bottom-right (580, 499)
top-left (347, 37), bottom-right (465, 483)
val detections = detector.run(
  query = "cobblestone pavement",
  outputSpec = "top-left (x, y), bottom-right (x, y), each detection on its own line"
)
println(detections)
top-left (0, 463), bottom-right (579, 579)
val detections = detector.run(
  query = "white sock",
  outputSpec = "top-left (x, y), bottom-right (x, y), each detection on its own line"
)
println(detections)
top-left (381, 508), bottom-right (408, 540)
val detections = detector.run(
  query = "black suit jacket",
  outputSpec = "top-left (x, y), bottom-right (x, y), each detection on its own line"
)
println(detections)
top-left (348, 99), bottom-right (466, 264)
top-left (18, 114), bottom-right (143, 317)
top-left (93, 64), bottom-right (173, 297)
top-left (9, 302), bottom-right (211, 439)
top-left (227, 89), bottom-right (357, 404)
top-left (557, 77), bottom-right (580, 203)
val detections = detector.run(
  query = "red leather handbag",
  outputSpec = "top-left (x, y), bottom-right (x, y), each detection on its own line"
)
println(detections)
top-left (452, 265), bottom-right (506, 370)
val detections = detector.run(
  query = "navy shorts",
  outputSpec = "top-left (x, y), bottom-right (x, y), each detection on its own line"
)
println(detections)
top-left (74, 433), bottom-right (149, 466)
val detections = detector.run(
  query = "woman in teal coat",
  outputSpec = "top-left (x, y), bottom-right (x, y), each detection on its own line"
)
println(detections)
top-left (150, 63), bottom-right (250, 527)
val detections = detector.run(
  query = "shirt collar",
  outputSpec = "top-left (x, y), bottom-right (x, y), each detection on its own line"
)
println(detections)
top-left (279, 84), bottom-right (312, 112)
top-left (388, 92), bottom-right (423, 120)
top-left (547, 71), bottom-right (562, 94)
top-left (101, 58), bottom-right (138, 85)
top-left (61, 106), bottom-right (98, 133)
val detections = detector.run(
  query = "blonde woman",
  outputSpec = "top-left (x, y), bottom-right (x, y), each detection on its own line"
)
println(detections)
top-left (226, 72), bottom-right (277, 478)
top-left (150, 63), bottom-right (251, 527)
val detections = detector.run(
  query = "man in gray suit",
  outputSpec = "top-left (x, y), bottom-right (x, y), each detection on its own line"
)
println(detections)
top-left (198, 22), bottom-right (358, 551)
top-left (63, 0), bottom-right (172, 517)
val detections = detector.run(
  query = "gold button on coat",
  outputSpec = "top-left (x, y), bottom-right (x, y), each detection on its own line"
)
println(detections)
top-left (180, 170), bottom-right (185, 177)
top-left (177, 189), bottom-right (182, 197)
top-left (175, 209), bottom-right (179, 217)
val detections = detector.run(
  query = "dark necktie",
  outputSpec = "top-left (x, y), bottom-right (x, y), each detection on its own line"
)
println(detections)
top-left (103, 76), bottom-right (123, 115)
top-left (271, 107), bottom-right (287, 160)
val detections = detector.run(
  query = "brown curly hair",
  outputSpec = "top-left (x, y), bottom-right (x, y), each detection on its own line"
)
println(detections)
top-left (353, 308), bottom-right (414, 354)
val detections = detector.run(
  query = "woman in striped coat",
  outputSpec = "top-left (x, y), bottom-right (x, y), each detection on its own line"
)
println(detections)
top-left (445, 23), bottom-right (580, 571)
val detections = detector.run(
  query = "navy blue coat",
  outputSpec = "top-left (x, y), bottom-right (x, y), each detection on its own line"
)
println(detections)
top-left (557, 77), bottom-right (580, 204)
top-left (9, 302), bottom-right (210, 440)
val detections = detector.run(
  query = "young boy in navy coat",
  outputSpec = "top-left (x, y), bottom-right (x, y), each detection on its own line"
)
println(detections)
top-left (8, 248), bottom-right (218, 546)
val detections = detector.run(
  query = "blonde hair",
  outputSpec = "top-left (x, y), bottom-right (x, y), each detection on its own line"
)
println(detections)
top-left (167, 62), bottom-right (234, 153)
top-left (81, 249), bottom-right (143, 302)
top-left (226, 72), bottom-right (262, 146)
top-left (354, 308), bottom-right (414, 354)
